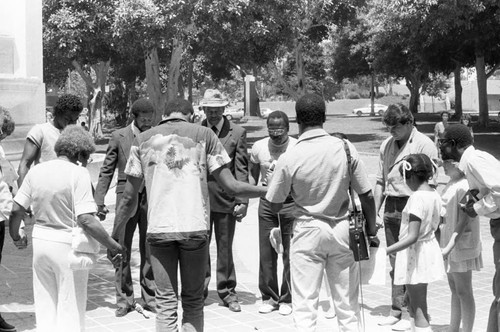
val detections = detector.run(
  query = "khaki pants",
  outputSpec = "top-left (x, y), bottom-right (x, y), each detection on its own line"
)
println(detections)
top-left (291, 218), bottom-right (360, 332)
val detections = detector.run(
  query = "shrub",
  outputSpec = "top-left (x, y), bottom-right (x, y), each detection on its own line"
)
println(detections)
top-left (347, 92), bottom-right (361, 99)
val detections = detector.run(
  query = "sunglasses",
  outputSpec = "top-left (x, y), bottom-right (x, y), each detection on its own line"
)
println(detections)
top-left (268, 129), bottom-right (286, 136)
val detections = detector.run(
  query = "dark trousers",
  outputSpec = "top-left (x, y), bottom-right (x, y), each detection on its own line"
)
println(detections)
top-left (0, 222), bottom-right (4, 264)
top-left (258, 198), bottom-right (294, 304)
top-left (384, 196), bottom-right (409, 319)
top-left (204, 211), bottom-right (237, 302)
top-left (115, 191), bottom-right (155, 309)
top-left (150, 239), bottom-right (208, 332)
top-left (487, 218), bottom-right (500, 332)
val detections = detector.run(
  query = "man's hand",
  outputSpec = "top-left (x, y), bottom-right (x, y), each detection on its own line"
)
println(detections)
top-left (97, 205), bottom-right (109, 221)
top-left (107, 245), bottom-right (126, 269)
top-left (13, 228), bottom-right (28, 249)
top-left (233, 203), bottom-right (248, 222)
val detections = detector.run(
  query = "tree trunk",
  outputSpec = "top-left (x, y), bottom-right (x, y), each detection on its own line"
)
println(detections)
top-left (187, 60), bottom-right (193, 103)
top-left (71, 59), bottom-right (109, 139)
top-left (295, 40), bottom-right (306, 99)
top-left (475, 50), bottom-right (489, 127)
top-left (145, 48), bottom-right (168, 124)
top-left (166, 38), bottom-right (184, 103)
top-left (405, 76), bottom-right (421, 114)
top-left (453, 64), bottom-right (463, 120)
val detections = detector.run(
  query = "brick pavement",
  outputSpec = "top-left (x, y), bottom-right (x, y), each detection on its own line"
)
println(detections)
top-left (0, 153), bottom-right (495, 331)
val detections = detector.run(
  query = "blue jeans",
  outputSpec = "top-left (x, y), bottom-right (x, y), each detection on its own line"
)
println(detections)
top-left (149, 239), bottom-right (208, 332)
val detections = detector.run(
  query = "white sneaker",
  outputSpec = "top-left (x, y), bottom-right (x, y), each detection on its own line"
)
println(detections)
top-left (258, 302), bottom-right (278, 314)
top-left (278, 303), bottom-right (292, 316)
top-left (392, 319), bottom-right (412, 331)
top-left (378, 316), bottom-right (400, 326)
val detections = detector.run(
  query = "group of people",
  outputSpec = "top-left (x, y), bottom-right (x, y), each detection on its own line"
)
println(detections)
top-left (0, 91), bottom-right (499, 332)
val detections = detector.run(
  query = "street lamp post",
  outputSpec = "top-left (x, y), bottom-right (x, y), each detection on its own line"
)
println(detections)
top-left (368, 58), bottom-right (375, 117)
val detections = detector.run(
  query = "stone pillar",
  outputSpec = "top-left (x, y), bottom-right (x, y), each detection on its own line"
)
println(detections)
top-left (0, 0), bottom-right (45, 163)
top-left (244, 75), bottom-right (260, 117)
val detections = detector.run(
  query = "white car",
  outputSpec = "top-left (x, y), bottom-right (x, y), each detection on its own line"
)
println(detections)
top-left (260, 107), bottom-right (276, 119)
top-left (224, 107), bottom-right (244, 121)
top-left (352, 104), bottom-right (387, 117)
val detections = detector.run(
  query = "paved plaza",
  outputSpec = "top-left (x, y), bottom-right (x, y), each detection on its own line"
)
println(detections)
top-left (0, 152), bottom-right (495, 332)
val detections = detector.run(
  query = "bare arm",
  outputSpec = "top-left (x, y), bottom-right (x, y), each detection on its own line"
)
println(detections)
top-left (212, 165), bottom-right (266, 198)
top-left (358, 190), bottom-right (377, 236)
top-left (77, 213), bottom-right (123, 256)
top-left (112, 175), bottom-right (141, 241)
top-left (374, 181), bottom-right (386, 216)
top-left (249, 161), bottom-right (260, 186)
top-left (17, 139), bottom-right (39, 187)
top-left (9, 202), bottom-right (25, 241)
top-left (386, 214), bottom-right (421, 256)
top-left (442, 212), bottom-right (472, 257)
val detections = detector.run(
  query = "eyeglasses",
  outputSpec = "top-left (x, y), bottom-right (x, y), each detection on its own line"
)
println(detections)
top-left (268, 129), bottom-right (286, 136)
top-left (438, 138), bottom-right (455, 147)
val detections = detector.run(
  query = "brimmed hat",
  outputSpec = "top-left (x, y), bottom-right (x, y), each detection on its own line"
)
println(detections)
top-left (200, 89), bottom-right (229, 108)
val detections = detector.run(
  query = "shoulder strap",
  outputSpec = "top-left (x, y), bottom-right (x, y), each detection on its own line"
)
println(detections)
top-left (341, 139), bottom-right (359, 213)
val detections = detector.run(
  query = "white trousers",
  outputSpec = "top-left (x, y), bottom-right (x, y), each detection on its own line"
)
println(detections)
top-left (32, 237), bottom-right (89, 332)
top-left (291, 218), bottom-right (360, 332)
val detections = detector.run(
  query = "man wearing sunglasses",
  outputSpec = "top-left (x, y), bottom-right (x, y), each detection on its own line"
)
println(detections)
top-left (249, 111), bottom-right (297, 316)
top-left (374, 103), bottom-right (437, 330)
top-left (440, 124), bottom-right (500, 332)
top-left (200, 89), bottom-right (249, 312)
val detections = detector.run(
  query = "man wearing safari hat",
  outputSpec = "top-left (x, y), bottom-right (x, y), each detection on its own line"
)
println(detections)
top-left (201, 89), bottom-right (249, 312)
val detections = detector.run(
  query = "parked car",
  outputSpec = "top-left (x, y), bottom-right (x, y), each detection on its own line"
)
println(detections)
top-left (224, 107), bottom-right (244, 121)
top-left (260, 107), bottom-right (276, 119)
top-left (352, 104), bottom-right (388, 117)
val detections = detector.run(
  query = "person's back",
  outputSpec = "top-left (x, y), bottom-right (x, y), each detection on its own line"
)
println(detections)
top-left (126, 120), bottom-right (227, 238)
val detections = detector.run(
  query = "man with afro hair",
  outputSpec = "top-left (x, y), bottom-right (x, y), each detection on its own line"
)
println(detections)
top-left (441, 124), bottom-right (500, 332)
top-left (266, 93), bottom-right (377, 331)
top-left (18, 94), bottom-right (83, 186)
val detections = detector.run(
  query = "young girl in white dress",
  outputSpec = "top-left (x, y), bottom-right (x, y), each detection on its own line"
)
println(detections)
top-left (386, 154), bottom-right (445, 332)
top-left (440, 160), bottom-right (482, 332)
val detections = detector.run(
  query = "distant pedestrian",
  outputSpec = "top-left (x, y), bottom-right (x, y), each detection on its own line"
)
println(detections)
top-left (386, 153), bottom-right (445, 332)
top-left (440, 124), bottom-right (500, 332)
top-left (249, 110), bottom-right (296, 316)
top-left (374, 103), bottom-right (438, 330)
top-left (459, 114), bottom-right (473, 138)
top-left (440, 159), bottom-right (482, 332)
top-left (9, 125), bottom-right (124, 332)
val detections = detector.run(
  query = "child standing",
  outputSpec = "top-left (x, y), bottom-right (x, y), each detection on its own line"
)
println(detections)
top-left (386, 154), bottom-right (445, 332)
top-left (440, 160), bottom-right (482, 332)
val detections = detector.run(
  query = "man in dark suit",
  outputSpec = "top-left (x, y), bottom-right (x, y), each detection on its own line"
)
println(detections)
top-left (201, 89), bottom-right (249, 312)
top-left (94, 98), bottom-right (156, 317)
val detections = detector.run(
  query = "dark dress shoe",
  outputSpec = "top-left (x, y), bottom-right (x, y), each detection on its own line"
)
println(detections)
top-left (143, 305), bottom-right (157, 314)
top-left (115, 306), bottom-right (132, 317)
top-left (225, 300), bottom-right (241, 312)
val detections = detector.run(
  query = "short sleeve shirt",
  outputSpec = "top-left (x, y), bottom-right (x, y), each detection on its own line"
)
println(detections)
top-left (124, 119), bottom-right (231, 242)
top-left (27, 122), bottom-right (61, 163)
top-left (250, 137), bottom-right (297, 185)
top-left (377, 127), bottom-right (438, 197)
top-left (14, 159), bottom-right (96, 230)
top-left (266, 129), bottom-right (372, 222)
